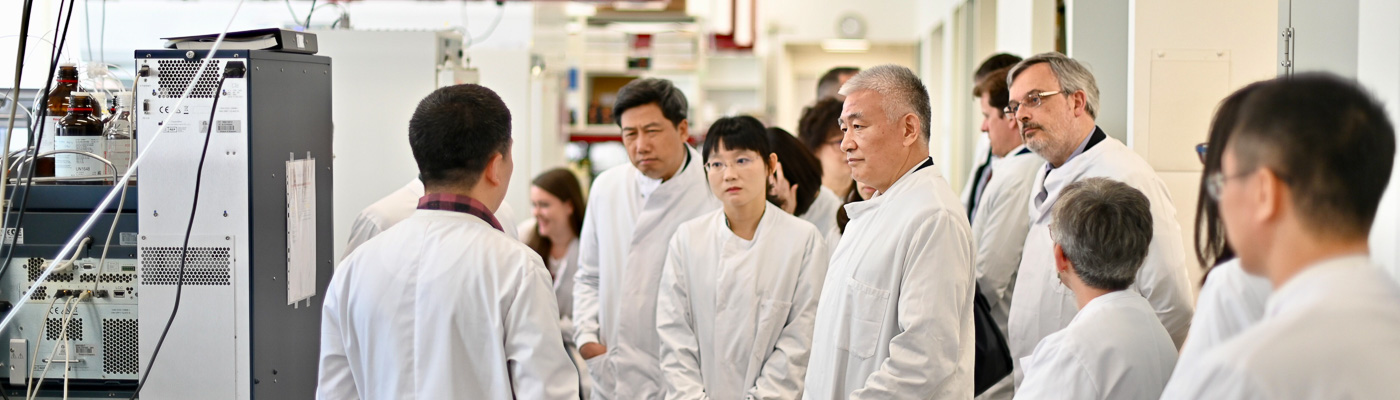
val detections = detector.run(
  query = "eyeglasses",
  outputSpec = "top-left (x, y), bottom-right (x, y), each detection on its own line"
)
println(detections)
top-left (1004, 91), bottom-right (1063, 115)
top-left (704, 156), bottom-right (760, 172)
top-left (1205, 170), bottom-right (1252, 201)
top-left (1195, 143), bottom-right (1208, 165)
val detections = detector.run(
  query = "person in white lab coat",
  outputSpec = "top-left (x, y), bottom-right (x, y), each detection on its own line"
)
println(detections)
top-left (961, 54), bottom-right (1025, 219)
top-left (656, 116), bottom-right (829, 399)
top-left (341, 178), bottom-right (519, 260)
top-left (1017, 178), bottom-right (1177, 400)
top-left (318, 84), bottom-right (578, 400)
top-left (765, 127), bottom-right (841, 237)
top-left (798, 97), bottom-right (855, 200)
top-left (1172, 83), bottom-right (1273, 375)
top-left (1003, 53), bottom-right (1195, 387)
top-left (1161, 73), bottom-right (1400, 399)
top-left (524, 168), bottom-right (592, 396)
top-left (804, 65), bottom-right (976, 399)
top-left (968, 66), bottom-right (1043, 400)
top-left (573, 78), bottom-right (720, 400)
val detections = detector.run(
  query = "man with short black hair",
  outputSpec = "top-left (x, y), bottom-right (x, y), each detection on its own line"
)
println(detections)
top-left (1004, 53), bottom-right (1195, 389)
top-left (573, 78), bottom-right (719, 399)
top-left (1018, 178), bottom-right (1177, 400)
top-left (816, 67), bottom-right (860, 99)
top-left (318, 84), bottom-right (579, 399)
top-left (962, 53), bottom-right (1024, 217)
top-left (1161, 73), bottom-right (1400, 399)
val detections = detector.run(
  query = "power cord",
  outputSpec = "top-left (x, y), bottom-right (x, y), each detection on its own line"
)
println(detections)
top-left (129, 69), bottom-right (234, 400)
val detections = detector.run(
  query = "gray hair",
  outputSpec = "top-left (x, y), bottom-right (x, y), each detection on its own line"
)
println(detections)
top-left (838, 64), bottom-right (932, 142)
top-left (1008, 52), bottom-right (1100, 119)
top-left (1050, 177), bottom-right (1153, 291)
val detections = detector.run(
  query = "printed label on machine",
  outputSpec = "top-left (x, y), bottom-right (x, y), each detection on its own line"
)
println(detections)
top-left (3, 228), bottom-right (22, 245)
top-left (55, 136), bottom-right (107, 178)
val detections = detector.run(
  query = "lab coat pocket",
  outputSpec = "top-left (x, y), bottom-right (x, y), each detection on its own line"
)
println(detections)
top-left (840, 278), bottom-right (890, 359)
top-left (584, 352), bottom-right (613, 391)
top-left (750, 298), bottom-right (794, 369)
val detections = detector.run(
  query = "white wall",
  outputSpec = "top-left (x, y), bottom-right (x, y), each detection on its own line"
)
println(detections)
top-left (995, 0), bottom-right (1057, 56)
top-left (1358, 0), bottom-right (1400, 277)
top-left (1128, 0), bottom-right (1278, 284)
top-left (1067, 0), bottom-right (1129, 143)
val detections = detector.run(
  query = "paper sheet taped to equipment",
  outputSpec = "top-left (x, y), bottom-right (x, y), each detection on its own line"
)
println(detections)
top-left (286, 156), bottom-right (317, 305)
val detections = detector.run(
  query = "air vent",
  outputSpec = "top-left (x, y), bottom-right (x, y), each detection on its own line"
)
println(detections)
top-left (29, 286), bottom-right (47, 301)
top-left (139, 247), bottom-right (232, 286)
top-left (155, 59), bottom-right (222, 99)
top-left (102, 319), bottom-right (138, 374)
top-left (25, 258), bottom-right (43, 282)
top-left (45, 318), bottom-right (83, 341)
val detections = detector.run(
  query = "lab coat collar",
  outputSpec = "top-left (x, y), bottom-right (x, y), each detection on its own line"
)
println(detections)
top-left (1074, 290), bottom-right (1138, 320)
top-left (1264, 253), bottom-right (1373, 319)
top-left (845, 157), bottom-right (936, 220)
top-left (719, 202), bottom-right (781, 250)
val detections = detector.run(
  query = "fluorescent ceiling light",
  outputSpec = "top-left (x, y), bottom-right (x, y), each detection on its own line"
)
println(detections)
top-left (822, 38), bottom-right (869, 53)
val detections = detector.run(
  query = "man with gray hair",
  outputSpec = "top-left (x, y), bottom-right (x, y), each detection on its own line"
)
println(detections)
top-left (1017, 178), bottom-right (1178, 400)
top-left (1004, 52), bottom-right (1194, 389)
top-left (804, 64), bottom-right (976, 399)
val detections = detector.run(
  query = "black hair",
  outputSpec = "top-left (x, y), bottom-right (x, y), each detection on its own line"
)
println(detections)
top-left (612, 78), bottom-right (688, 127)
top-left (836, 180), bottom-right (861, 234)
top-left (973, 66), bottom-right (1013, 117)
top-left (1194, 82), bottom-right (1262, 275)
top-left (702, 116), bottom-right (773, 166)
top-left (765, 127), bottom-right (823, 216)
top-left (817, 67), bottom-right (861, 98)
top-left (408, 84), bottom-right (511, 188)
top-left (975, 53), bottom-right (1023, 81)
top-left (1230, 72), bottom-right (1396, 239)
top-left (798, 97), bottom-right (846, 151)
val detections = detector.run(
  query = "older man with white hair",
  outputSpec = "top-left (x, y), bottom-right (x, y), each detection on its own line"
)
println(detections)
top-left (1004, 52), bottom-right (1194, 389)
top-left (803, 65), bottom-right (977, 399)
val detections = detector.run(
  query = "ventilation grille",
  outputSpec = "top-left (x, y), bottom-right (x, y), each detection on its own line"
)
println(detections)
top-left (29, 286), bottom-right (47, 301)
top-left (25, 258), bottom-right (42, 282)
top-left (102, 319), bottom-right (138, 374)
top-left (45, 318), bottom-right (83, 341)
top-left (80, 274), bottom-right (134, 283)
top-left (140, 247), bottom-right (232, 286)
top-left (155, 59), bottom-right (222, 99)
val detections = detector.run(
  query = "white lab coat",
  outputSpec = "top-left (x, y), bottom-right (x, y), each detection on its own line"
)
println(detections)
top-left (804, 159), bottom-right (976, 400)
top-left (573, 147), bottom-right (720, 400)
top-left (1172, 259), bottom-right (1270, 376)
top-left (1008, 134), bottom-right (1194, 387)
top-left (318, 210), bottom-right (579, 400)
top-left (1017, 291), bottom-right (1178, 400)
top-left (1161, 255), bottom-right (1400, 399)
top-left (549, 240), bottom-right (582, 342)
top-left (656, 203), bottom-right (829, 399)
top-left (801, 186), bottom-right (841, 239)
top-left (341, 178), bottom-right (519, 260)
top-left (970, 147), bottom-right (1043, 336)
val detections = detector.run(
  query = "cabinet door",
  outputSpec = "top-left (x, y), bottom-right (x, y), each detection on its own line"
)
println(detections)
top-left (1278, 0), bottom-right (1359, 77)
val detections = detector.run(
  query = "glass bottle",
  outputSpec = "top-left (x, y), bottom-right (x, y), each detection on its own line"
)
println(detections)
top-left (38, 63), bottom-right (81, 178)
top-left (104, 92), bottom-right (134, 185)
top-left (55, 92), bottom-right (105, 184)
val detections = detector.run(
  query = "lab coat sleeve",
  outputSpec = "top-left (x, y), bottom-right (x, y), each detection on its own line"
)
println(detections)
top-left (505, 256), bottom-right (583, 400)
top-left (316, 277), bottom-right (357, 400)
top-left (973, 181), bottom-right (1030, 311)
top-left (851, 210), bottom-right (975, 399)
top-left (1015, 337), bottom-right (1099, 399)
top-left (748, 235), bottom-right (829, 400)
top-left (656, 233), bottom-right (711, 400)
top-left (573, 206), bottom-right (603, 347)
top-left (340, 213), bottom-right (382, 263)
top-left (1159, 358), bottom-right (1266, 400)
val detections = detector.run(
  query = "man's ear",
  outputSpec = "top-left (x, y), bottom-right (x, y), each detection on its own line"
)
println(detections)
top-left (902, 113), bottom-right (920, 147)
top-left (1070, 90), bottom-right (1089, 118)
top-left (1256, 168), bottom-right (1286, 226)
top-left (676, 119), bottom-right (690, 140)
top-left (482, 151), bottom-right (506, 187)
top-left (1053, 243), bottom-right (1072, 274)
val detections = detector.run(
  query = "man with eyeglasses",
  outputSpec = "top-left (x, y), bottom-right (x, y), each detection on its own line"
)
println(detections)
top-left (1002, 52), bottom-right (1195, 390)
top-left (1161, 72), bottom-right (1400, 399)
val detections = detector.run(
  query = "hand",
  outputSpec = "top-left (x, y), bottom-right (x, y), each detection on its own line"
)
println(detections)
top-left (768, 162), bottom-right (799, 215)
top-left (580, 342), bottom-right (607, 360)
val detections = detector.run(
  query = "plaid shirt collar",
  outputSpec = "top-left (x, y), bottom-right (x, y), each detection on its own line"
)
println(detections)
top-left (417, 193), bottom-right (503, 232)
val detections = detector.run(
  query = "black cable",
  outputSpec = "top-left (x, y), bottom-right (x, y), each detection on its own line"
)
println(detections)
top-left (0, 0), bottom-right (78, 287)
top-left (128, 70), bottom-right (231, 400)
top-left (3, 0), bottom-right (37, 174)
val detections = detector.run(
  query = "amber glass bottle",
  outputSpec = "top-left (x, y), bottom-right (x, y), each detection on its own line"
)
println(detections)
top-left (55, 92), bottom-right (106, 184)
